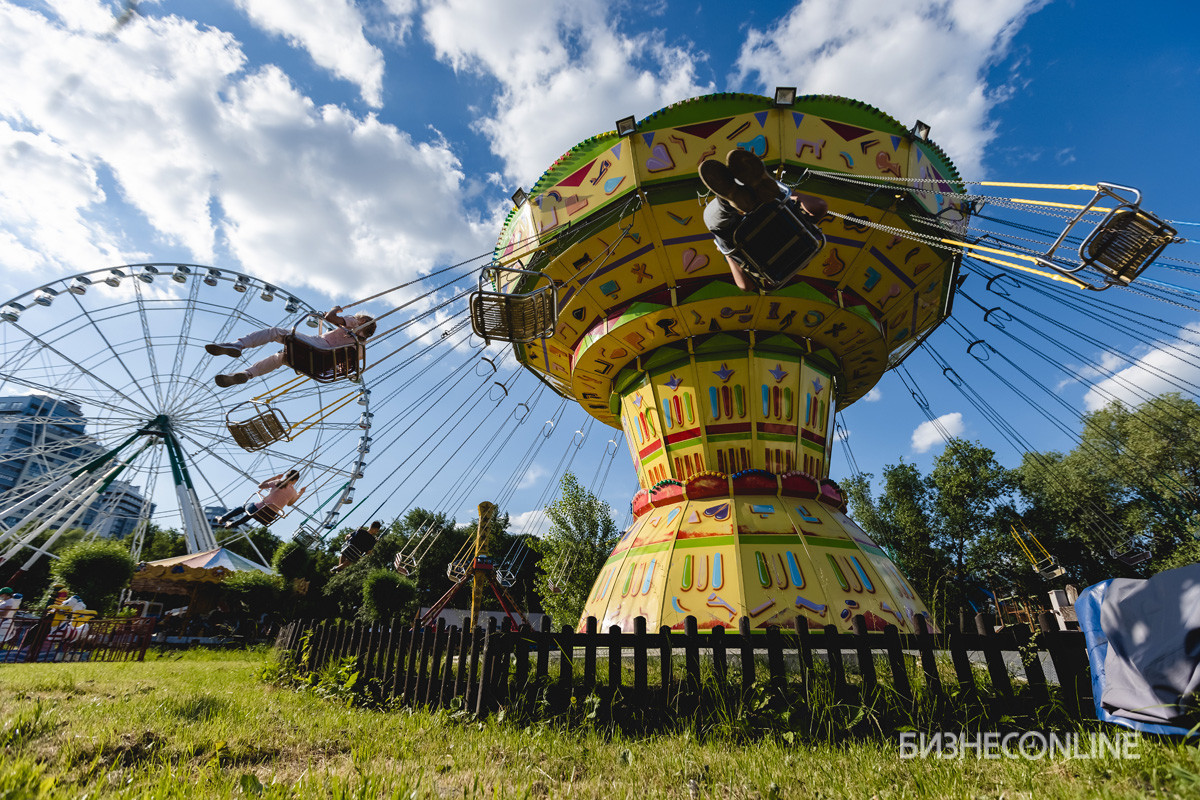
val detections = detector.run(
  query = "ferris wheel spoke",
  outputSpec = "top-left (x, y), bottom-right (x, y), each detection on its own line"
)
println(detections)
top-left (132, 281), bottom-right (167, 409)
top-left (174, 428), bottom-right (260, 485)
top-left (164, 275), bottom-right (203, 407)
top-left (180, 285), bottom-right (258, 390)
top-left (65, 292), bottom-right (159, 411)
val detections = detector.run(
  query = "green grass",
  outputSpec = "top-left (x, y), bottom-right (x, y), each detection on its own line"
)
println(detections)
top-left (1, 648), bottom-right (1198, 798)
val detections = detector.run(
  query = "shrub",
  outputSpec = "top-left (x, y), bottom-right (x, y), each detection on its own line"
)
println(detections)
top-left (51, 540), bottom-right (135, 613)
top-left (221, 570), bottom-right (283, 617)
top-left (361, 570), bottom-right (417, 623)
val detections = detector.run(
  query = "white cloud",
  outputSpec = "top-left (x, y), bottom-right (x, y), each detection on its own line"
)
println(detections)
top-left (421, 0), bottom-right (713, 184)
top-left (0, 2), bottom-right (496, 303)
top-left (517, 461), bottom-right (547, 491)
top-left (735, 0), bottom-right (1047, 179)
top-left (863, 386), bottom-right (882, 402)
top-left (1081, 330), bottom-right (1200, 412)
top-left (911, 411), bottom-right (964, 453)
top-left (509, 508), bottom-right (549, 537)
top-left (0, 123), bottom-right (126, 286)
top-left (234, 0), bottom-right (386, 107)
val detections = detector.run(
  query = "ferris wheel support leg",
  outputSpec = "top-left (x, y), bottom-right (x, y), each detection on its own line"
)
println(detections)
top-left (160, 429), bottom-right (216, 552)
top-left (0, 473), bottom-right (90, 548)
top-left (3, 464), bottom-right (116, 579)
top-left (12, 489), bottom-right (96, 579)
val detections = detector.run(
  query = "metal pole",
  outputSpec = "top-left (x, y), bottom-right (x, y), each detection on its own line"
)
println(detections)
top-left (469, 501), bottom-right (495, 630)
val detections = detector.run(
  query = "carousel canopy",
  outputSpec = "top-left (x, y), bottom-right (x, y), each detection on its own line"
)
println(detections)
top-left (131, 547), bottom-right (272, 594)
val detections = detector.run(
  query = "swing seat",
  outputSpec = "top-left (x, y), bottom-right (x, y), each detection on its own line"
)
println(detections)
top-left (1081, 208), bottom-right (1176, 286)
top-left (732, 199), bottom-right (826, 291)
top-left (292, 529), bottom-right (318, 548)
top-left (226, 402), bottom-right (291, 452)
top-left (1037, 183), bottom-right (1177, 291)
top-left (249, 503), bottom-right (282, 527)
top-left (1036, 559), bottom-right (1066, 580)
top-left (469, 266), bottom-right (557, 344)
top-left (340, 543), bottom-right (364, 564)
top-left (284, 319), bottom-right (366, 383)
top-left (1109, 543), bottom-right (1152, 566)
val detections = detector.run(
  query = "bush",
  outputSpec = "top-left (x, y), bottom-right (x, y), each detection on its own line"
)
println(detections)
top-left (222, 570), bottom-right (283, 617)
top-left (361, 570), bottom-right (417, 623)
top-left (52, 540), bottom-right (135, 613)
top-left (272, 541), bottom-right (311, 581)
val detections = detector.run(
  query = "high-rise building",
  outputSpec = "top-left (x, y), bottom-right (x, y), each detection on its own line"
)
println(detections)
top-left (0, 395), bottom-right (152, 538)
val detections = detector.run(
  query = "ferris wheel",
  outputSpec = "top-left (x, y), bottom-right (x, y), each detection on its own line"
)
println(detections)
top-left (0, 264), bottom-right (371, 574)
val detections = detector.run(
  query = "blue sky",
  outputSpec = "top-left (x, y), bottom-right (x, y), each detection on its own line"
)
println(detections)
top-left (1, 0), bottom-right (1198, 540)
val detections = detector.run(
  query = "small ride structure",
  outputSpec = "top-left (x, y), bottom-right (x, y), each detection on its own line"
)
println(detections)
top-left (420, 501), bottom-right (529, 630)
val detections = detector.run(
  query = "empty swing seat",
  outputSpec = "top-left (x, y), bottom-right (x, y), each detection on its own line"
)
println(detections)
top-left (732, 199), bottom-right (826, 291)
top-left (469, 266), bottom-right (557, 343)
top-left (226, 402), bottom-right (290, 452)
top-left (1037, 182), bottom-right (1177, 291)
top-left (1109, 542), bottom-right (1152, 566)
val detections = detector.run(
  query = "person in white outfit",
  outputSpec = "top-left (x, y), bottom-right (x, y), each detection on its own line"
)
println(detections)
top-left (207, 306), bottom-right (376, 388)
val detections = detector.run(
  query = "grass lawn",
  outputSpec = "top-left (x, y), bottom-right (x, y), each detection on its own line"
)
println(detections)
top-left (1, 648), bottom-right (1198, 799)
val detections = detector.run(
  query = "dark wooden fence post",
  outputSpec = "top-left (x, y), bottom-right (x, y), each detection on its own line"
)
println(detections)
top-left (632, 617), bottom-right (648, 707)
top-left (1038, 612), bottom-right (1091, 718)
top-left (913, 614), bottom-right (943, 703)
top-left (881, 623), bottom-right (913, 709)
top-left (556, 624), bottom-right (574, 712)
top-left (683, 616), bottom-right (701, 706)
top-left (975, 612), bottom-right (1013, 701)
top-left (1011, 623), bottom-right (1049, 710)
top-left (581, 617), bottom-right (598, 700)
top-left (607, 624), bottom-right (623, 713)
top-left (850, 615), bottom-right (878, 705)
top-left (822, 624), bottom-right (847, 701)
top-left (710, 624), bottom-right (728, 695)
top-left (658, 625), bottom-right (673, 715)
top-left (737, 616), bottom-right (755, 698)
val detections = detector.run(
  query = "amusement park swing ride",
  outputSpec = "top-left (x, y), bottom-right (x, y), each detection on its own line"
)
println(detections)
top-left (0, 91), bottom-right (1194, 630)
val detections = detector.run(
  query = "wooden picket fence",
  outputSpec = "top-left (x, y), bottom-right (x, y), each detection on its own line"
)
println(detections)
top-left (275, 610), bottom-right (1095, 726)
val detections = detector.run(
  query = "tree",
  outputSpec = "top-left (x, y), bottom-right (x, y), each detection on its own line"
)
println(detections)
top-left (843, 464), bottom-right (947, 606)
top-left (361, 570), bottom-right (418, 623)
top-left (52, 539), bottom-right (135, 613)
top-left (139, 525), bottom-right (188, 561)
top-left (271, 540), bottom-right (311, 582)
top-left (1019, 393), bottom-right (1200, 580)
top-left (532, 472), bottom-right (620, 627)
top-left (845, 440), bottom-right (1019, 619)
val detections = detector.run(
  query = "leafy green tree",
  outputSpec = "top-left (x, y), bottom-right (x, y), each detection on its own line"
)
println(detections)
top-left (845, 440), bottom-right (1019, 619)
top-left (271, 541), bottom-right (311, 582)
top-left (52, 539), bottom-right (135, 613)
top-left (1019, 393), bottom-right (1200, 579)
top-left (139, 525), bottom-right (187, 561)
top-left (361, 570), bottom-right (418, 623)
top-left (532, 472), bottom-right (619, 628)
top-left (843, 464), bottom-right (948, 607)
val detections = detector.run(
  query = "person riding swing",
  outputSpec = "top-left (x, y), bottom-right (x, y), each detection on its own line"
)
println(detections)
top-left (700, 149), bottom-right (829, 293)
